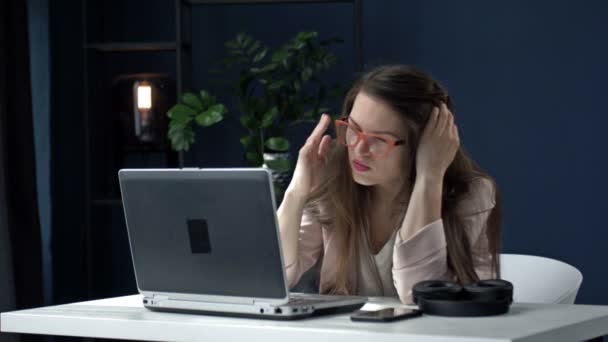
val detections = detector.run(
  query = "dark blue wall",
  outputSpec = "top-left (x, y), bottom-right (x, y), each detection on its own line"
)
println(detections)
top-left (394, 0), bottom-right (608, 305)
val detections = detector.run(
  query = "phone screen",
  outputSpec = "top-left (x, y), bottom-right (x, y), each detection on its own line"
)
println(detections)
top-left (351, 308), bottom-right (422, 322)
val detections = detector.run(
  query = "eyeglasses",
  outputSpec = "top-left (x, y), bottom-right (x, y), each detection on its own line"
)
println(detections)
top-left (334, 117), bottom-right (405, 158)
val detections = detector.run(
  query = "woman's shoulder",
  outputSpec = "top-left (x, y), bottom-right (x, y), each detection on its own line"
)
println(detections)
top-left (455, 176), bottom-right (497, 217)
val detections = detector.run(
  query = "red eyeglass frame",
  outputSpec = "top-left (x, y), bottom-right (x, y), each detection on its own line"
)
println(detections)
top-left (334, 117), bottom-right (406, 158)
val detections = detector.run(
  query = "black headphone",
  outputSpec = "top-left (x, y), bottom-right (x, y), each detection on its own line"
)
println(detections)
top-left (412, 279), bottom-right (513, 317)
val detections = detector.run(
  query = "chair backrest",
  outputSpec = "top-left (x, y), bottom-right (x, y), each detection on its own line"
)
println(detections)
top-left (499, 254), bottom-right (583, 304)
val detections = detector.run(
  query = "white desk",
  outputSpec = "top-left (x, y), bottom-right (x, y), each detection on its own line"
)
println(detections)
top-left (1, 295), bottom-right (607, 342)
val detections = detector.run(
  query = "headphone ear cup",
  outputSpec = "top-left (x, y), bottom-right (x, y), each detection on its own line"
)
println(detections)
top-left (464, 279), bottom-right (513, 303)
top-left (412, 280), bottom-right (463, 304)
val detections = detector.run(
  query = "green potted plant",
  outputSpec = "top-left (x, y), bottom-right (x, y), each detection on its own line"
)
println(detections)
top-left (167, 31), bottom-right (343, 197)
top-left (218, 31), bottom-right (343, 195)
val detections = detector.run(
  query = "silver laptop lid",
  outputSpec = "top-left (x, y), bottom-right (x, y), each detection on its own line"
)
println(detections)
top-left (118, 168), bottom-right (289, 305)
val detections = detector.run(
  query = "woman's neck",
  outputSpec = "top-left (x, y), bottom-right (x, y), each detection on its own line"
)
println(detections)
top-left (366, 179), bottom-right (411, 253)
top-left (372, 178), bottom-right (411, 213)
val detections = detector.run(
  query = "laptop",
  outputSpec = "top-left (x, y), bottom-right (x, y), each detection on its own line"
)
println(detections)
top-left (118, 168), bottom-right (367, 319)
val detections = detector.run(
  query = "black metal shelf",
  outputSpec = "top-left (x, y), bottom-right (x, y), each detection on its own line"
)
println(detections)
top-left (187, 0), bottom-right (354, 4)
top-left (122, 145), bottom-right (173, 152)
top-left (82, 0), bottom-right (187, 299)
top-left (85, 42), bottom-right (185, 52)
top-left (81, 0), bottom-right (362, 300)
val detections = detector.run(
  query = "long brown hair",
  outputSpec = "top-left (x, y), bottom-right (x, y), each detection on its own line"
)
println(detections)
top-left (306, 65), bottom-right (502, 295)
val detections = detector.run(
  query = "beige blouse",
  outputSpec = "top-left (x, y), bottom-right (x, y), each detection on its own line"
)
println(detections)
top-left (285, 177), bottom-right (497, 304)
top-left (357, 229), bottom-right (399, 297)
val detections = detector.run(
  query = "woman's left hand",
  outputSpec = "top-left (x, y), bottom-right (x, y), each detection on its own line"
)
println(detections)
top-left (415, 103), bottom-right (460, 181)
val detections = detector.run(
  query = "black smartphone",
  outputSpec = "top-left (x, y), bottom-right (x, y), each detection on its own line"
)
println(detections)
top-left (350, 308), bottom-right (423, 322)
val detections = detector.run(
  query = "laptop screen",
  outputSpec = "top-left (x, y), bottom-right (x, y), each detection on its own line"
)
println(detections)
top-left (119, 169), bottom-right (287, 300)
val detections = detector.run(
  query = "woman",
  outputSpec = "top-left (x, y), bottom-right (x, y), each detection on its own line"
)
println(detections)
top-left (277, 65), bottom-right (502, 304)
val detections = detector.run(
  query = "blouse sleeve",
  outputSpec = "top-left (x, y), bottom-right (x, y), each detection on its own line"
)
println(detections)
top-left (284, 210), bottom-right (324, 289)
top-left (392, 177), bottom-right (497, 304)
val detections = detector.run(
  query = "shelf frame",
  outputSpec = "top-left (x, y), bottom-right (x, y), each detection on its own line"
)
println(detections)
top-left (85, 42), bottom-right (181, 52)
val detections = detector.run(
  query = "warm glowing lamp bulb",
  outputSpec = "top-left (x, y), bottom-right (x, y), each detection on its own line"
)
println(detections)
top-left (137, 85), bottom-right (152, 110)
top-left (133, 80), bottom-right (154, 141)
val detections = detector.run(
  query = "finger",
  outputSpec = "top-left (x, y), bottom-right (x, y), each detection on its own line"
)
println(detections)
top-left (442, 111), bottom-right (454, 137)
top-left (452, 124), bottom-right (460, 146)
top-left (318, 135), bottom-right (332, 160)
top-left (436, 103), bottom-right (449, 135)
top-left (425, 107), bottom-right (439, 133)
top-left (298, 145), bottom-right (311, 161)
top-left (309, 114), bottom-right (331, 141)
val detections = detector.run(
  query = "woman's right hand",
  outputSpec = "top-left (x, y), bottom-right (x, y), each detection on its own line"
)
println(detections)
top-left (286, 114), bottom-right (333, 200)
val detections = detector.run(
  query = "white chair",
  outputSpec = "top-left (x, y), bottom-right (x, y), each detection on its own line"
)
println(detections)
top-left (499, 254), bottom-right (583, 304)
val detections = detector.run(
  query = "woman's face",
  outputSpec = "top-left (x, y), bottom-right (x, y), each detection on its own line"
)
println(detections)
top-left (345, 91), bottom-right (410, 189)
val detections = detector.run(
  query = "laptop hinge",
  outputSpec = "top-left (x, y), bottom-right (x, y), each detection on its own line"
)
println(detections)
top-left (252, 300), bottom-right (272, 306)
top-left (202, 297), bottom-right (254, 305)
top-left (151, 294), bottom-right (169, 301)
top-left (153, 293), bottom-right (255, 305)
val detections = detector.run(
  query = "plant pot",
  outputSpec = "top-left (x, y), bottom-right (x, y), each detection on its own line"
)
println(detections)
top-left (262, 152), bottom-right (292, 191)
